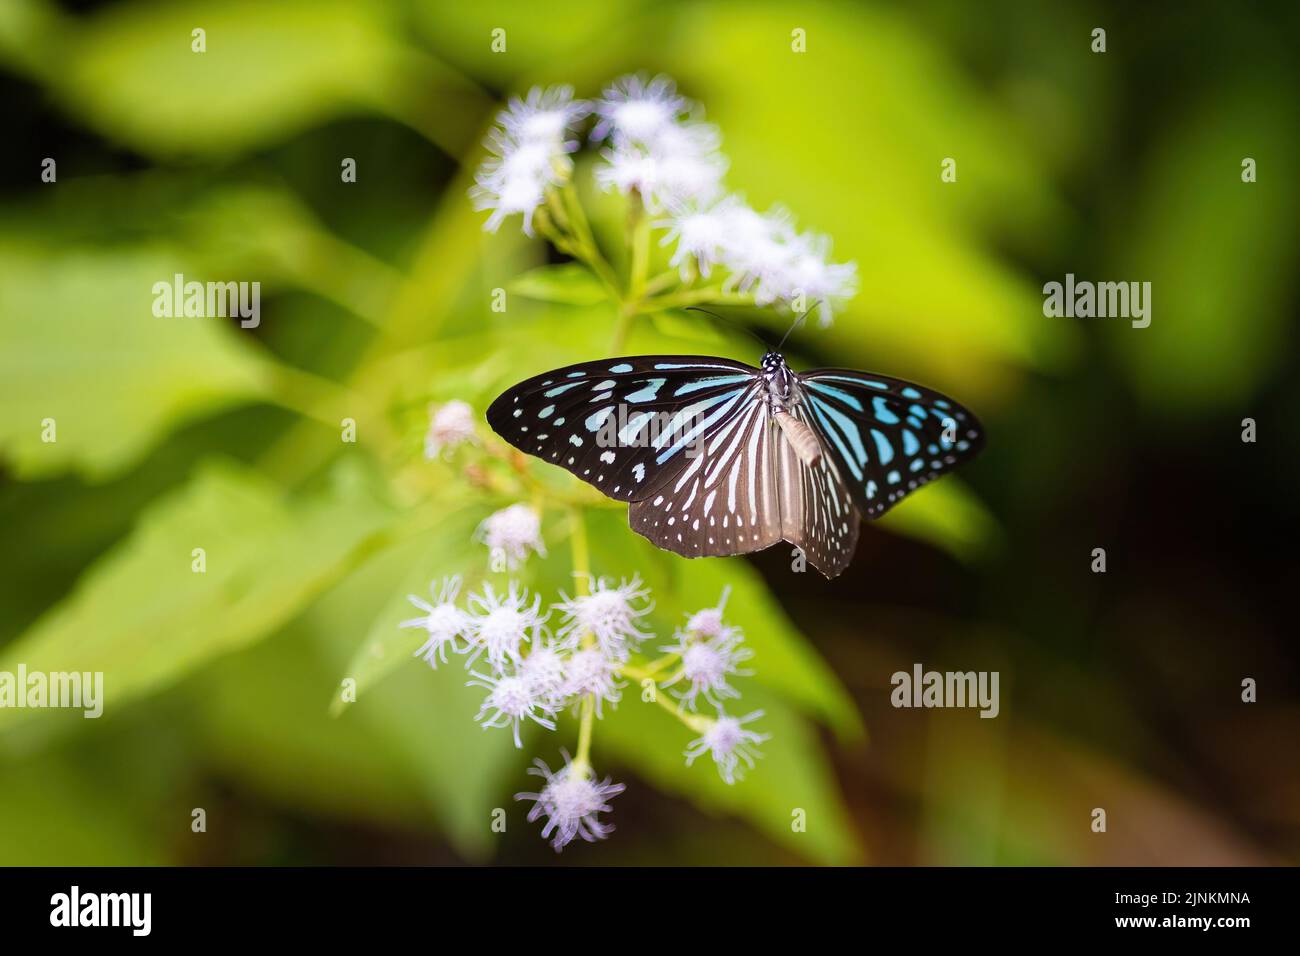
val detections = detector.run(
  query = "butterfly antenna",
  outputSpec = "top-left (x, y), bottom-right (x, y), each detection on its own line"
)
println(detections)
top-left (776, 302), bottom-right (826, 352)
top-left (684, 307), bottom-right (770, 350)
top-left (776, 314), bottom-right (805, 352)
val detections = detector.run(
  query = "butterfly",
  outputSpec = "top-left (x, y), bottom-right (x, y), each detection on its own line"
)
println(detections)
top-left (486, 351), bottom-right (984, 578)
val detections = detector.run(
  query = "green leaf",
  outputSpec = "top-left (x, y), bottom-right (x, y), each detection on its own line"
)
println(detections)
top-left (183, 622), bottom-right (439, 840)
top-left (877, 477), bottom-right (1001, 564)
top-left (598, 682), bottom-right (864, 865)
top-left (331, 505), bottom-right (490, 714)
top-left (0, 459), bottom-right (394, 735)
top-left (35, 0), bottom-right (408, 158)
top-left (0, 242), bottom-right (269, 480)
top-left (192, 530), bottom-right (522, 859)
top-left (508, 263), bottom-right (612, 306)
top-left (1110, 81), bottom-right (1299, 415)
top-left (318, 512), bottom-right (526, 858)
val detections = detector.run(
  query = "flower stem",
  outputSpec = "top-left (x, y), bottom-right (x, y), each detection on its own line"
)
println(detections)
top-left (628, 194), bottom-right (651, 302)
top-left (572, 694), bottom-right (596, 777)
top-left (569, 507), bottom-right (591, 596)
top-left (622, 664), bottom-right (710, 733)
top-left (642, 268), bottom-right (681, 297)
top-left (569, 507), bottom-right (597, 778)
top-left (559, 183), bottom-right (621, 297)
top-left (610, 303), bottom-right (635, 353)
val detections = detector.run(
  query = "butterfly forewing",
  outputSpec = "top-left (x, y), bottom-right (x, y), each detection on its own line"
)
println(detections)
top-left (629, 382), bottom-right (784, 560)
top-left (486, 356), bottom-right (760, 503)
top-left (795, 368), bottom-right (985, 519)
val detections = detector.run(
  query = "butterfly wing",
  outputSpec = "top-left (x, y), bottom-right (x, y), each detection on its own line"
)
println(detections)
top-left (486, 356), bottom-right (760, 503)
top-left (795, 368), bottom-right (985, 519)
top-left (773, 401), bottom-right (860, 578)
top-left (628, 379), bottom-right (784, 559)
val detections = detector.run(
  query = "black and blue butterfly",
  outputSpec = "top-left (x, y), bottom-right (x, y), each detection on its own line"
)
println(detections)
top-left (487, 351), bottom-right (984, 578)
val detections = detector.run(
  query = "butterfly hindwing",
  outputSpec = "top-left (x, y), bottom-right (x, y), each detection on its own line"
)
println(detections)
top-left (795, 368), bottom-right (985, 519)
top-left (774, 401), bottom-right (860, 577)
top-left (486, 356), bottom-right (760, 503)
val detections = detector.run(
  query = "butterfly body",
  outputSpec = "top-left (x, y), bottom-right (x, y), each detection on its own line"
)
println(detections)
top-left (487, 353), bottom-right (984, 579)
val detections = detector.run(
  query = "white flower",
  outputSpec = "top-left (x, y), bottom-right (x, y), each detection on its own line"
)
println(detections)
top-left (400, 575), bottom-right (469, 668)
top-left (656, 196), bottom-right (741, 279)
top-left (660, 625), bottom-right (754, 710)
top-left (718, 202), bottom-right (799, 304)
top-left (477, 503), bottom-right (546, 569)
top-left (554, 575), bottom-right (653, 660)
top-left (515, 753), bottom-right (626, 852)
top-left (596, 122), bottom-right (725, 212)
top-left (591, 73), bottom-right (690, 145)
top-left (594, 140), bottom-right (660, 198)
top-left (685, 710), bottom-right (770, 784)
top-left (769, 232), bottom-right (858, 326)
top-left (471, 84), bottom-right (588, 237)
top-left (520, 638), bottom-right (568, 708)
top-left (423, 400), bottom-right (476, 459)
top-left (468, 668), bottom-right (556, 748)
top-left (496, 84), bottom-right (589, 151)
top-left (650, 122), bottom-right (726, 205)
top-left (684, 585), bottom-right (732, 638)
top-left (713, 201), bottom-right (857, 324)
top-left (470, 157), bottom-right (549, 236)
top-left (464, 581), bottom-right (545, 671)
top-left (562, 648), bottom-right (623, 717)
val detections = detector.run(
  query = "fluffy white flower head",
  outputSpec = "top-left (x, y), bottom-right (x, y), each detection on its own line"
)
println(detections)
top-left (555, 575), bottom-right (653, 660)
top-left (424, 400), bottom-right (476, 459)
top-left (520, 638), bottom-right (568, 707)
top-left (400, 575), bottom-right (468, 668)
top-left (471, 85), bottom-right (587, 236)
top-left (685, 709), bottom-right (770, 784)
top-left (685, 585), bottom-right (732, 638)
top-left (657, 196), bottom-right (741, 279)
top-left (468, 668), bottom-right (556, 748)
top-left (562, 648), bottom-right (623, 717)
top-left (661, 622), bottom-right (753, 711)
top-left (497, 84), bottom-right (589, 150)
top-left (515, 753), bottom-right (626, 852)
top-left (596, 121), bottom-right (725, 211)
top-left (478, 503), bottom-right (546, 570)
top-left (464, 581), bottom-right (545, 671)
top-left (592, 73), bottom-right (690, 144)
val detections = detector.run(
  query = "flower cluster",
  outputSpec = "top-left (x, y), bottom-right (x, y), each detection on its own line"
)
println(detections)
top-left (470, 85), bottom-right (589, 236)
top-left (471, 73), bottom-right (857, 325)
top-left (398, 510), bottom-right (770, 851)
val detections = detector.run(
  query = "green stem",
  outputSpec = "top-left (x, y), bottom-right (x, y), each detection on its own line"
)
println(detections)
top-left (642, 268), bottom-right (682, 297)
top-left (610, 304), bottom-right (635, 353)
top-left (560, 184), bottom-right (621, 296)
top-left (569, 507), bottom-right (597, 778)
top-left (628, 194), bottom-right (651, 302)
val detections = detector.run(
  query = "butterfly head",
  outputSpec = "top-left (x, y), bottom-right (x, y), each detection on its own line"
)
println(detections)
top-left (760, 351), bottom-right (796, 409)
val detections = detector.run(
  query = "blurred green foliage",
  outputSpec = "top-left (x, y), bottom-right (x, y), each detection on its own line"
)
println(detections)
top-left (1, 0), bottom-right (1296, 865)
